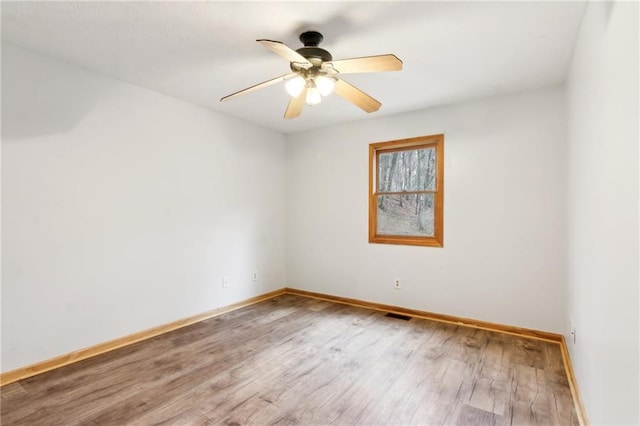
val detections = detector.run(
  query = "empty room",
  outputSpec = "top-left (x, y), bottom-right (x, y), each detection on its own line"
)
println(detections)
top-left (1, 1), bottom-right (638, 425)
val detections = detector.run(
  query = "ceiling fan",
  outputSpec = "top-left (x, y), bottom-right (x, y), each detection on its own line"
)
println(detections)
top-left (220, 31), bottom-right (403, 119)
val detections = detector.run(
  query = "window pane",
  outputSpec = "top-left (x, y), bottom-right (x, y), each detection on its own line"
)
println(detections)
top-left (378, 147), bottom-right (436, 192)
top-left (377, 194), bottom-right (434, 237)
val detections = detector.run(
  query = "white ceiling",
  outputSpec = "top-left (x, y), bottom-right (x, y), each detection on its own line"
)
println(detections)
top-left (1, 1), bottom-right (586, 134)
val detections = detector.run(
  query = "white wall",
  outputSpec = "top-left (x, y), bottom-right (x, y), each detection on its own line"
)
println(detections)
top-left (286, 87), bottom-right (567, 333)
top-left (1, 44), bottom-right (287, 372)
top-left (566, 2), bottom-right (639, 424)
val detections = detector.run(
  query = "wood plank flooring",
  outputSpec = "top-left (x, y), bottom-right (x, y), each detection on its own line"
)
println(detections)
top-left (1, 294), bottom-right (578, 425)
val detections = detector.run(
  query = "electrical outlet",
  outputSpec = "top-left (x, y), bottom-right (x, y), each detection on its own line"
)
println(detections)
top-left (252, 272), bottom-right (258, 281)
top-left (394, 279), bottom-right (401, 289)
top-left (222, 276), bottom-right (230, 288)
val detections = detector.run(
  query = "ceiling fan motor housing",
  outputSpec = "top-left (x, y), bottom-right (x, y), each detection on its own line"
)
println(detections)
top-left (296, 31), bottom-right (332, 63)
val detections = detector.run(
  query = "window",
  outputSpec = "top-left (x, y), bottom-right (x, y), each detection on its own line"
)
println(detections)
top-left (369, 134), bottom-right (444, 247)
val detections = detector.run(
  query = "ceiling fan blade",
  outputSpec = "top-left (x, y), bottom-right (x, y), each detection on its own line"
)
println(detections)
top-left (326, 54), bottom-right (403, 74)
top-left (333, 79), bottom-right (381, 113)
top-left (220, 73), bottom-right (295, 102)
top-left (284, 88), bottom-right (307, 119)
top-left (257, 39), bottom-right (313, 68)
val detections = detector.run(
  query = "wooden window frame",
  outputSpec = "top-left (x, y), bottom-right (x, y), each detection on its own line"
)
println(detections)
top-left (369, 134), bottom-right (444, 247)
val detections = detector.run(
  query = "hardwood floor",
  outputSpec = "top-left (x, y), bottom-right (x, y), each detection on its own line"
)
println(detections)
top-left (1, 294), bottom-right (578, 425)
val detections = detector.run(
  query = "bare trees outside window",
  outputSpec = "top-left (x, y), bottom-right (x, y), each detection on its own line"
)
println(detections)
top-left (369, 134), bottom-right (444, 247)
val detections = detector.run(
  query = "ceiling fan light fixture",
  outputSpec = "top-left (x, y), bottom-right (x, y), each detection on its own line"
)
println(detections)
top-left (221, 31), bottom-right (402, 118)
top-left (315, 75), bottom-right (335, 96)
top-left (285, 75), bottom-right (306, 97)
top-left (306, 86), bottom-right (322, 106)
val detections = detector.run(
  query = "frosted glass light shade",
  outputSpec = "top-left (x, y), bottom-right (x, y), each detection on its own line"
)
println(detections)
top-left (306, 87), bottom-right (322, 105)
top-left (315, 75), bottom-right (335, 96)
top-left (285, 76), bottom-right (305, 97)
